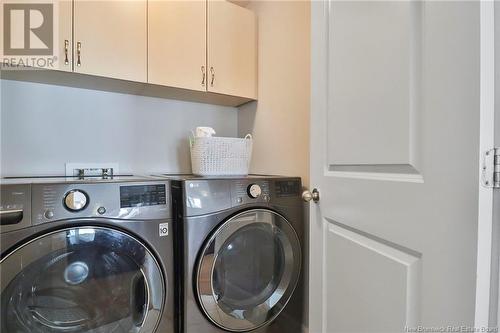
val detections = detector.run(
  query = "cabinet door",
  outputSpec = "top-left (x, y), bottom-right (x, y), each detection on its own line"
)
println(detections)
top-left (148, 0), bottom-right (206, 91)
top-left (55, 0), bottom-right (73, 72)
top-left (0, 0), bottom-right (72, 71)
top-left (74, 0), bottom-right (147, 82)
top-left (208, 0), bottom-right (257, 99)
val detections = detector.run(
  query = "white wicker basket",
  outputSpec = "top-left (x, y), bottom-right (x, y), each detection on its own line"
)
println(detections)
top-left (190, 134), bottom-right (253, 176)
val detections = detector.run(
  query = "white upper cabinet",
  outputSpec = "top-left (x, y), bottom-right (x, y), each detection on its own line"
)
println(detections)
top-left (208, 0), bottom-right (257, 99)
top-left (57, 0), bottom-right (73, 72)
top-left (3, 0), bottom-right (257, 106)
top-left (73, 0), bottom-right (147, 82)
top-left (148, 0), bottom-right (207, 91)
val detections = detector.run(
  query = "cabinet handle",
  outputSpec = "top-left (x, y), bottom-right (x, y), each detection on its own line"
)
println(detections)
top-left (210, 67), bottom-right (215, 86)
top-left (77, 42), bottom-right (82, 66)
top-left (64, 39), bottom-right (69, 65)
top-left (201, 66), bottom-right (206, 86)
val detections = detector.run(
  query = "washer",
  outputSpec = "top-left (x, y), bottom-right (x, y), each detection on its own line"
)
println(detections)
top-left (0, 176), bottom-right (175, 333)
top-left (170, 176), bottom-right (304, 333)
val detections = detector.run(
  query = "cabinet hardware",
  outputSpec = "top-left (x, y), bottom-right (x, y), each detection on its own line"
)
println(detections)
top-left (64, 40), bottom-right (69, 65)
top-left (201, 66), bottom-right (206, 86)
top-left (77, 42), bottom-right (82, 66)
top-left (210, 67), bottom-right (215, 86)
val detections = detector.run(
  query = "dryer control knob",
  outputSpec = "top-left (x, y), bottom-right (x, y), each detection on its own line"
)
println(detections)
top-left (247, 184), bottom-right (262, 199)
top-left (64, 190), bottom-right (88, 212)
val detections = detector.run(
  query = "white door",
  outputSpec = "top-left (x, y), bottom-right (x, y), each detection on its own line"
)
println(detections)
top-left (309, 1), bottom-right (482, 332)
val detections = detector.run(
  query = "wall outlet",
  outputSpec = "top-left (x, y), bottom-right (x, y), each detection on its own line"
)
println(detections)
top-left (65, 163), bottom-right (120, 177)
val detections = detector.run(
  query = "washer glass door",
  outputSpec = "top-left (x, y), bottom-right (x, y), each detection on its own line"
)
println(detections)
top-left (197, 209), bottom-right (301, 332)
top-left (0, 226), bottom-right (164, 333)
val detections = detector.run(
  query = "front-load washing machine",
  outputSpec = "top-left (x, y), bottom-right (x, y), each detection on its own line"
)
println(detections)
top-left (0, 176), bottom-right (175, 333)
top-left (170, 176), bottom-right (305, 333)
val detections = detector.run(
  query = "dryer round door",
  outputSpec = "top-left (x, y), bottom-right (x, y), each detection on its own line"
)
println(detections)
top-left (196, 209), bottom-right (301, 332)
top-left (0, 226), bottom-right (165, 333)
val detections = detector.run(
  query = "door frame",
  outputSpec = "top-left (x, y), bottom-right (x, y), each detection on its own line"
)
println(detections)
top-left (310, 0), bottom-right (497, 330)
top-left (475, 0), bottom-right (496, 328)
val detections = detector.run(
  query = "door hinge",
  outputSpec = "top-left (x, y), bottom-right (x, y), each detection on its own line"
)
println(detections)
top-left (482, 148), bottom-right (500, 189)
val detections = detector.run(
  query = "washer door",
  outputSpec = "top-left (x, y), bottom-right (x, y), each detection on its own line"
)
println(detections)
top-left (1, 226), bottom-right (164, 333)
top-left (196, 209), bottom-right (301, 332)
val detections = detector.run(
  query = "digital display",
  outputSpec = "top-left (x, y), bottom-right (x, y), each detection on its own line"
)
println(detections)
top-left (275, 181), bottom-right (300, 197)
top-left (120, 185), bottom-right (166, 208)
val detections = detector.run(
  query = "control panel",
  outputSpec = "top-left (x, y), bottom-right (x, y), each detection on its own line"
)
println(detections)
top-left (120, 184), bottom-right (167, 208)
top-left (232, 180), bottom-right (270, 206)
top-left (275, 180), bottom-right (300, 197)
top-left (181, 177), bottom-right (302, 217)
top-left (31, 181), bottom-right (171, 225)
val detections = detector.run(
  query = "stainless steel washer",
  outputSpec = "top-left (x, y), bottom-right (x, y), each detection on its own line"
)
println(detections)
top-left (0, 176), bottom-right (175, 333)
top-left (170, 176), bottom-right (305, 333)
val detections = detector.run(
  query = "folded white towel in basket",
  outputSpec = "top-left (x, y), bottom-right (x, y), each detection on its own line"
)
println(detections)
top-left (195, 127), bottom-right (216, 138)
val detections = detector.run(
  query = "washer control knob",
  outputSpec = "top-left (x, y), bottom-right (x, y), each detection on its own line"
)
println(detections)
top-left (97, 206), bottom-right (106, 215)
top-left (64, 190), bottom-right (88, 212)
top-left (247, 184), bottom-right (262, 199)
top-left (44, 209), bottom-right (54, 219)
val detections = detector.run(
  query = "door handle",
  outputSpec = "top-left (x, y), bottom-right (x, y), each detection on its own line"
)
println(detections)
top-left (201, 66), bottom-right (206, 86)
top-left (76, 42), bottom-right (82, 66)
top-left (302, 188), bottom-right (320, 203)
top-left (0, 209), bottom-right (24, 225)
top-left (64, 39), bottom-right (69, 65)
top-left (210, 67), bottom-right (215, 86)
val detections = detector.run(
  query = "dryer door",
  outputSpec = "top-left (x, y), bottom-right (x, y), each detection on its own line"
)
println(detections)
top-left (196, 209), bottom-right (301, 332)
top-left (1, 226), bottom-right (164, 333)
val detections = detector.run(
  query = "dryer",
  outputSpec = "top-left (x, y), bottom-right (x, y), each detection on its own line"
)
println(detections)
top-left (170, 176), bottom-right (305, 333)
top-left (0, 176), bottom-right (175, 333)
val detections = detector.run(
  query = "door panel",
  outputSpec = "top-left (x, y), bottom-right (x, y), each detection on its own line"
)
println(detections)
top-left (208, 0), bottom-right (257, 99)
top-left (325, 222), bottom-right (421, 332)
top-left (328, 1), bottom-right (421, 169)
top-left (74, 0), bottom-right (147, 82)
top-left (310, 1), bottom-right (480, 332)
top-left (0, 0), bottom-right (72, 71)
top-left (148, 0), bottom-right (206, 91)
top-left (57, 0), bottom-right (72, 72)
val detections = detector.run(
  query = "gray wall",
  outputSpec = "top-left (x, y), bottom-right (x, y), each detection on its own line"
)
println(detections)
top-left (0, 79), bottom-right (238, 176)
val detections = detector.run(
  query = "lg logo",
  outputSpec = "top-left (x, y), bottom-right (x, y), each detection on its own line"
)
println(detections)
top-left (3, 3), bottom-right (53, 55)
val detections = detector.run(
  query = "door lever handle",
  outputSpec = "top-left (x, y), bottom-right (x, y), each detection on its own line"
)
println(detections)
top-left (302, 188), bottom-right (320, 203)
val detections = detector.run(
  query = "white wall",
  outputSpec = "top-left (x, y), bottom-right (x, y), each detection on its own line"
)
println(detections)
top-left (238, 0), bottom-right (310, 187)
top-left (236, 2), bottom-right (310, 331)
top-left (0, 79), bottom-right (237, 176)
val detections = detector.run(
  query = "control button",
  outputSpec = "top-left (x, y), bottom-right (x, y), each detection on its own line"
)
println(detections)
top-left (97, 206), bottom-right (106, 215)
top-left (263, 194), bottom-right (270, 202)
top-left (64, 190), bottom-right (88, 212)
top-left (236, 197), bottom-right (243, 204)
top-left (44, 210), bottom-right (54, 219)
top-left (247, 184), bottom-right (262, 199)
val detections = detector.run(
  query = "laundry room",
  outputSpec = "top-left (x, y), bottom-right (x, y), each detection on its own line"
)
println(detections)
top-left (0, 1), bottom-right (498, 333)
